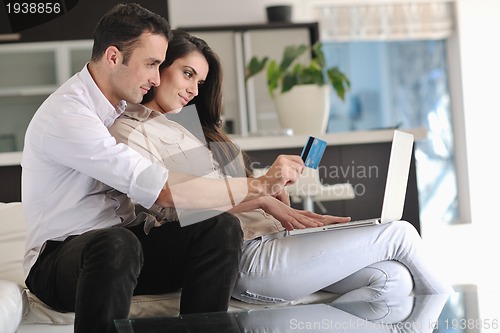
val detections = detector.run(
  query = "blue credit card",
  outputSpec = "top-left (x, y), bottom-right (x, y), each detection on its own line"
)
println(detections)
top-left (300, 136), bottom-right (327, 169)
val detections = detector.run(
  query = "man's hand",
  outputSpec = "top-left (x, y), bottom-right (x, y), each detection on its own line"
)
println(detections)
top-left (157, 155), bottom-right (303, 210)
top-left (258, 155), bottom-right (304, 196)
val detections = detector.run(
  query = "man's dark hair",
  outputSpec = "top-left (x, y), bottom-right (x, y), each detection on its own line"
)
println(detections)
top-left (91, 3), bottom-right (172, 64)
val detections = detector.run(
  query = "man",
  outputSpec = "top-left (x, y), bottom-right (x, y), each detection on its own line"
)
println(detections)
top-left (21, 4), bottom-right (303, 333)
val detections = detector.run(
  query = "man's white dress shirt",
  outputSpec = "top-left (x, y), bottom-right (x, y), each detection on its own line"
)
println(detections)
top-left (21, 65), bottom-right (168, 277)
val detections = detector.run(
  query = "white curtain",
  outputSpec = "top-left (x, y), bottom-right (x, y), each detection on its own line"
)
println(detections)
top-left (302, 1), bottom-right (455, 41)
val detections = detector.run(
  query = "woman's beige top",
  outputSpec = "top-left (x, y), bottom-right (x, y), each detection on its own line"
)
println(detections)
top-left (109, 104), bottom-right (284, 240)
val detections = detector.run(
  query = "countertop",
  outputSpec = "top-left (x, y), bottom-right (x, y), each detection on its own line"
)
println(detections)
top-left (0, 128), bottom-right (427, 167)
top-left (232, 128), bottom-right (427, 151)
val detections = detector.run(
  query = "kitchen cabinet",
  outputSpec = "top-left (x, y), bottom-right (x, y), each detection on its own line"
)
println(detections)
top-left (0, 40), bottom-right (92, 153)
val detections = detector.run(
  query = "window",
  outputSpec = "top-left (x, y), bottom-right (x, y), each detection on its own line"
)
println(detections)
top-left (312, 1), bottom-right (465, 226)
top-left (324, 39), bottom-right (459, 226)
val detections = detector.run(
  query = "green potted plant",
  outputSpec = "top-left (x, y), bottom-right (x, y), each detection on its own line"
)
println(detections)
top-left (245, 42), bottom-right (350, 135)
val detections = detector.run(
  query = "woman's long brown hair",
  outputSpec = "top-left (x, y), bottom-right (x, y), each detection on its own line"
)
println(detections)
top-left (143, 29), bottom-right (253, 177)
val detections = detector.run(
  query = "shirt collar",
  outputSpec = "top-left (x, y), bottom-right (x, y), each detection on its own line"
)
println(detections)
top-left (79, 64), bottom-right (128, 128)
top-left (123, 103), bottom-right (162, 121)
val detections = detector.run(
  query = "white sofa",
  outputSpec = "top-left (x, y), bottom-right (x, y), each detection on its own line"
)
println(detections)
top-left (0, 202), bottom-right (336, 333)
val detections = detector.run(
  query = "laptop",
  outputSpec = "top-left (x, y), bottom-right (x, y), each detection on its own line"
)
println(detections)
top-left (286, 130), bottom-right (414, 236)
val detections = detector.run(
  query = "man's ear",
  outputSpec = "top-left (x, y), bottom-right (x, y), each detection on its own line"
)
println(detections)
top-left (104, 46), bottom-right (122, 66)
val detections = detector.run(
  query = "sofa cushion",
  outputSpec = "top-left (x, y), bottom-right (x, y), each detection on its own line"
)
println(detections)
top-left (0, 202), bottom-right (26, 287)
top-left (0, 279), bottom-right (24, 333)
top-left (21, 290), bottom-right (184, 325)
top-left (20, 289), bottom-right (337, 326)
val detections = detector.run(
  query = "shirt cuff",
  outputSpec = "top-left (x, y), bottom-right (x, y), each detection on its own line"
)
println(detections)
top-left (130, 162), bottom-right (168, 209)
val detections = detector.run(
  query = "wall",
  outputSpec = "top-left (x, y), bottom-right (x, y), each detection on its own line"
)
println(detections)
top-left (455, 0), bottom-right (500, 227)
top-left (168, 0), bottom-right (304, 28)
top-left (419, 0), bottom-right (500, 289)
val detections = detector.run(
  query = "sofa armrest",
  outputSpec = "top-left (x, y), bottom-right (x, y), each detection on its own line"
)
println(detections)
top-left (0, 280), bottom-right (23, 333)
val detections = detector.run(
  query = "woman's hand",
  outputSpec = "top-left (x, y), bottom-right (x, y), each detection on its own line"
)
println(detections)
top-left (260, 196), bottom-right (350, 231)
top-left (273, 189), bottom-right (290, 206)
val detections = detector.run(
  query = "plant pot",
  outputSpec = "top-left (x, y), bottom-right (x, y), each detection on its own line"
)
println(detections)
top-left (273, 85), bottom-right (330, 135)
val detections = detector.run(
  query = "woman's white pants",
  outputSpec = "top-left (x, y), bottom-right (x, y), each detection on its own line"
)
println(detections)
top-left (233, 220), bottom-right (452, 304)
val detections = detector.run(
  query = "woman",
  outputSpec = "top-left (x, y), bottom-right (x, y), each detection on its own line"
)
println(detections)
top-left (109, 30), bottom-right (453, 305)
